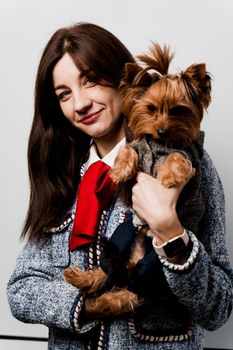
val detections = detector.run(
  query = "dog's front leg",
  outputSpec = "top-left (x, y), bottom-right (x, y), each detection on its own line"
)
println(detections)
top-left (109, 145), bottom-right (138, 184)
top-left (157, 152), bottom-right (195, 188)
top-left (63, 267), bottom-right (108, 295)
top-left (93, 289), bottom-right (142, 316)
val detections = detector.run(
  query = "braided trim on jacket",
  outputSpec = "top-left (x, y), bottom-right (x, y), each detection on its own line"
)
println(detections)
top-left (158, 232), bottom-right (199, 271)
top-left (71, 208), bottom-right (113, 340)
top-left (128, 316), bottom-right (193, 343)
top-left (71, 294), bottom-right (99, 334)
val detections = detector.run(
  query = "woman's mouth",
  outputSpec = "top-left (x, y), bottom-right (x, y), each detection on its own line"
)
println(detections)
top-left (79, 109), bottom-right (104, 124)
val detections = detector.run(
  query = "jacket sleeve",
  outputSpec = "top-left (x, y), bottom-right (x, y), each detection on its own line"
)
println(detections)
top-left (160, 150), bottom-right (233, 331)
top-left (7, 229), bottom-right (98, 332)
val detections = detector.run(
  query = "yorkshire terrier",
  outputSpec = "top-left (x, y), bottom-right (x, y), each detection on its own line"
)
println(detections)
top-left (64, 43), bottom-right (211, 317)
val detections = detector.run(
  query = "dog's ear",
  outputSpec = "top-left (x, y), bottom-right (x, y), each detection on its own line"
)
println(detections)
top-left (121, 63), bottom-right (152, 88)
top-left (182, 63), bottom-right (211, 109)
top-left (122, 63), bottom-right (141, 83)
top-left (120, 63), bottom-right (153, 120)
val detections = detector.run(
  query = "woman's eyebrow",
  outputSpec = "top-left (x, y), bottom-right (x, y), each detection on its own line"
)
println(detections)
top-left (54, 70), bottom-right (94, 91)
top-left (80, 68), bottom-right (96, 77)
top-left (54, 84), bottom-right (68, 91)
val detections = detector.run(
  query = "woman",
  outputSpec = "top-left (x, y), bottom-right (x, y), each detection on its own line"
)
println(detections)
top-left (7, 22), bottom-right (233, 350)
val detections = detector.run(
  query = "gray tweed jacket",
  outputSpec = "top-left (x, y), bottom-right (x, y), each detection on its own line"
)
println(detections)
top-left (7, 151), bottom-right (233, 350)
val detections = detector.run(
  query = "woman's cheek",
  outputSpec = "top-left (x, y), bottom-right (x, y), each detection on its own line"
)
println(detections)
top-left (60, 103), bottom-right (73, 121)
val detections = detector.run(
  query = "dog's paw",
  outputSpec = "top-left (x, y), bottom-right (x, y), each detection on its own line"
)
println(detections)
top-left (157, 152), bottom-right (194, 188)
top-left (109, 145), bottom-right (138, 183)
top-left (94, 290), bottom-right (141, 316)
top-left (63, 267), bottom-right (80, 284)
top-left (63, 267), bottom-right (92, 291)
top-left (63, 267), bottom-right (107, 294)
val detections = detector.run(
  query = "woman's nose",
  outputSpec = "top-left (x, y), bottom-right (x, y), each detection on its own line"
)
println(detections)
top-left (73, 89), bottom-right (92, 114)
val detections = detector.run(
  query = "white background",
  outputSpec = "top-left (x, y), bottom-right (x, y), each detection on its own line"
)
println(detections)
top-left (0, 0), bottom-right (233, 349)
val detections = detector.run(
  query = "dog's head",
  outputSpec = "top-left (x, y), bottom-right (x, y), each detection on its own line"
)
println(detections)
top-left (120, 43), bottom-right (211, 148)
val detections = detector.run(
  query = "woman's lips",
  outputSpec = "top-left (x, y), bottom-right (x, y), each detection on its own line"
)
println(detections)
top-left (79, 109), bottom-right (104, 124)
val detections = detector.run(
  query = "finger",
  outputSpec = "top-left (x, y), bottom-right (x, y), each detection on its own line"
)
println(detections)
top-left (136, 172), bottom-right (160, 184)
top-left (136, 171), bottom-right (144, 181)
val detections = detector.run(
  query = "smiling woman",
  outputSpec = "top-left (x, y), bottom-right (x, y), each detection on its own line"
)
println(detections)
top-left (53, 53), bottom-right (124, 156)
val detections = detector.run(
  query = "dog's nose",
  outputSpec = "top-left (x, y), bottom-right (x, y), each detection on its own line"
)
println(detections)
top-left (158, 129), bottom-right (169, 137)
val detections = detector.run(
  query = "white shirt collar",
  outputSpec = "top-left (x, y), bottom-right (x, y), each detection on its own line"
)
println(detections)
top-left (86, 138), bottom-right (126, 168)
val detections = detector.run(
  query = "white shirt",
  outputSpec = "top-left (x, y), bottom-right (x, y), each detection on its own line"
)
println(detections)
top-left (86, 138), bottom-right (126, 169)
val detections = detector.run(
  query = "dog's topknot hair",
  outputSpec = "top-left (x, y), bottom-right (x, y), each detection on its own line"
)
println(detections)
top-left (137, 42), bottom-right (175, 76)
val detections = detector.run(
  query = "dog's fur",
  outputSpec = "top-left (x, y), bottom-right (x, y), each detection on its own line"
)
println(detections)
top-left (64, 43), bottom-right (211, 316)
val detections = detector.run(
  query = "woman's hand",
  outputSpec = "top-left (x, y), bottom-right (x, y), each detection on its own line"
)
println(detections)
top-left (132, 172), bottom-right (185, 245)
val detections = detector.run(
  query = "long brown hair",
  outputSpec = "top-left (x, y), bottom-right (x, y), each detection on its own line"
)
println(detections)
top-left (22, 22), bottom-right (135, 242)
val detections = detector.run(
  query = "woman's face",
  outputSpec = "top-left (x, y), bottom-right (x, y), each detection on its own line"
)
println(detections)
top-left (53, 53), bottom-right (124, 155)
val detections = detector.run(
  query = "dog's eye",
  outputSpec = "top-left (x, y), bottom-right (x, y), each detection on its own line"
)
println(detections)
top-left (147, 104), bottom-right (157, 113)
top-left (170, 106), bottom-right (190, 117)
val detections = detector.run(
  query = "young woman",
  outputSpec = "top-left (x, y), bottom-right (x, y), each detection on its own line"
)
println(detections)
top-left (7, 22), bottom-right (233, 350)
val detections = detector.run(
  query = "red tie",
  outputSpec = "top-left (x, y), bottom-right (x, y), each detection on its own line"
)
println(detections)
top-left (70, 161), bottom-right (116, 251)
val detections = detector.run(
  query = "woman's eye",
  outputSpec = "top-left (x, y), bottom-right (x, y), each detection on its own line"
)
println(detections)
top-left (57, 90), bottom-right (70, 101)
top-left (83, 76), bottom-right (96, 87)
